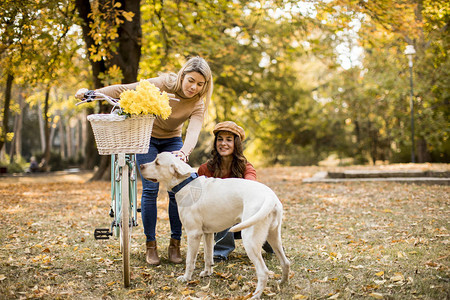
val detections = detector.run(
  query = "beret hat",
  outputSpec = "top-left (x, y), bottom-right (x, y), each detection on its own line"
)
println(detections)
top-left (213, 121), bottom-right (245, 140)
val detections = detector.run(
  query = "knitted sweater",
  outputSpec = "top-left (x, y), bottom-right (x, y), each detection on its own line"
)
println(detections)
top-left (96, 76), bottom-right (204, 155)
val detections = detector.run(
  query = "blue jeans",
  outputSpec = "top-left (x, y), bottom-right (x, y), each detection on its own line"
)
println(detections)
top-left (137, 136), bottom-right (183, 242)
top-left (214, 228), bottom-right (236, 259)
top-left (214, 229), bottom-right (274, 260)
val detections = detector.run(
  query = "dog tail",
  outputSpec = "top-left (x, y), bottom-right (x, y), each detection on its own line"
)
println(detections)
top-left (229, 195), bottom-right (277, 233)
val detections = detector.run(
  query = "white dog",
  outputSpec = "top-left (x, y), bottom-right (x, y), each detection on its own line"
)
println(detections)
top-left (140, 152), bottom-right (290, 299)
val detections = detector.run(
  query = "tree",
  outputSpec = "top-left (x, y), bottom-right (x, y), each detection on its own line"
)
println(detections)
top-left (0, 0), bottom-right (80, 169)
top-left (315, 0), bottom-right (449, 163)
top-left (75, 0), bottom-right (141, 179)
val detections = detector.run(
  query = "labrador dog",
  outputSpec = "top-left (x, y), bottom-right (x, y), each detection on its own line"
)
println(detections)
top-left (140, 152), bottom-right (290, 299)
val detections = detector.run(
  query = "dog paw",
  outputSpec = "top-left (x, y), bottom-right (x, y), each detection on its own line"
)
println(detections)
top-left (177, 275), bottom-right (188, 282)
top-left (199, 270), bottom-right (212, 277)
top-left (248, 292), bottom-right (261, 299)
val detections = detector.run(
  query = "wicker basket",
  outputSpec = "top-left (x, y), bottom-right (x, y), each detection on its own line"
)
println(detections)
top-left (87, 114), bottom-right (155, 155)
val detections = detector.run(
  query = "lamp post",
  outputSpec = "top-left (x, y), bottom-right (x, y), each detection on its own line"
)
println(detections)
top-left (404, 45), bottom-right (416, 163)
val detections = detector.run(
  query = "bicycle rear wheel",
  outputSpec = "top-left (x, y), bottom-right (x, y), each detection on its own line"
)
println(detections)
top-left (120, 163), bottom-right (131, 288)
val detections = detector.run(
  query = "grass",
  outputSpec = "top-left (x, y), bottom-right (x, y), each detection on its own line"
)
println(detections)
top-left (0, 164), bottom-right (448, 299)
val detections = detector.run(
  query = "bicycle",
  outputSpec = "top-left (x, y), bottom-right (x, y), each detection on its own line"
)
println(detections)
top-left (76, 91), bottom-right (154, 287)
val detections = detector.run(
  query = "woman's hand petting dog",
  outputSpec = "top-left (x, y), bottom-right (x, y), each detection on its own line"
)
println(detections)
top-left (172, 150), bottom-right (188, 162)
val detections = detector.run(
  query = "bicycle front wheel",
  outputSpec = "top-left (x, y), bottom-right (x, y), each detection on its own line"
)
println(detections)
top-left (120, 163), bottom-right (131, 288)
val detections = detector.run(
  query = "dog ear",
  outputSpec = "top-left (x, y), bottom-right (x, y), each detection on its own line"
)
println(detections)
top-left (173, 160), bottom-right (193, 177)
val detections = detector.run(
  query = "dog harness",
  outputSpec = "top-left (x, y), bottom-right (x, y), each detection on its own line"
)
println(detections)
top-left (171, 172), bottom-right (199, 194)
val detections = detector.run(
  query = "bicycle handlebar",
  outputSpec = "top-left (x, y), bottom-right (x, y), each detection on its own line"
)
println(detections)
top-left (76, 91), bottom-right (120, 107)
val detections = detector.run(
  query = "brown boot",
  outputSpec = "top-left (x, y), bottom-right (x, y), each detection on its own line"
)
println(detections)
top-left (168, 238), bottom-right (183, 264)
top-left (146, 241), bottom-right (160, 266)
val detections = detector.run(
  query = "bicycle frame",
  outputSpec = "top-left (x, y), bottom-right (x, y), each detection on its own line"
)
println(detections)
top-left (110, 154), bottom-right (139, 238)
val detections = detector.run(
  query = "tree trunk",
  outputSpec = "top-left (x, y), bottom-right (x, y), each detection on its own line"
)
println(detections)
top-left (93, 0), bottom-right (142, 180)
top-left (9, 91), bottom-right (24, 163)
top-left (76, 0), bottom-right (141, 180)
top-left (75, 0), bottom-right (106, 171)
top-left (66, 119), bottom-right (73, 159)
top-left (417, 137), bottom-right (430, 163)
top-left (0, 73), bottom-right (14, 154)
top-left (38, 101), bottom-right (45, 152)
top-left (55, 90), bottom-right (66, 160)
top-left (15, 93), bottom-right (24, 160)
top-left (370, 130), bottom-right (378, 165)
top-left (40, 86), bottom-right (52, 172)
top-left (112, 0), bottom-right (142, 83)
top-left (58, 114), bottom-right (66, 159)
top-left (79, 111), bottom-right (86, 157)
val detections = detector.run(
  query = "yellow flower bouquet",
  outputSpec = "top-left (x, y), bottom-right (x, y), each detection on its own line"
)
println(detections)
top-left (87, 80), bottom-right (172, 155)
top-left (119, 80), bottom-right (172, 119)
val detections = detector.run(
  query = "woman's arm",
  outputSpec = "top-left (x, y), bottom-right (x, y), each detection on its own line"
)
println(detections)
top-left (95, 82), bottom-right (140, 99)
top-left (177, 101), bottom-right (205, 156)
top-left (244, 162), bottom-right (257, 181)
top-left (84, 77), bottom-right (165, 99)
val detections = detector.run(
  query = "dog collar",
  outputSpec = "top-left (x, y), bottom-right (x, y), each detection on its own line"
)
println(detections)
top-left (171, 172), bottom-right (199, 194)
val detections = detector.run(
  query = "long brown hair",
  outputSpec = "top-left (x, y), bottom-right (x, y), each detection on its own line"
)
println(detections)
top-left (206, 131), bottom-right (247, 178)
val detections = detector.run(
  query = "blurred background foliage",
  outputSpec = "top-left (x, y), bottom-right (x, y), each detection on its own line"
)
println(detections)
top-left (0, 0), bottom-right (448, 174)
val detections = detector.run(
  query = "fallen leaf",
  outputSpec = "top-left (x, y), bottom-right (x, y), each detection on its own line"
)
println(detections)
top-left (181, 289), bottom-right (195, 295)
top-left (264, 289), bottom-right (276, 297)
top-left (425, 261), bottom-right (438, 267)
top-left (351, 265), bottom-right (365, 269)
top-left (0, 275), bottom-right (6, 281)
top-left (328, 292), bottom-right (340, 299)
top-left (200, 280), bottom-right (210, 290)
top-left (369, 292), bottom-right (384, 299)
top-left (187, 279), bottom-right (199, 286)
top-left (127, 289), bottom-right (144, 294)
top-left (345, 274), bottom-right (354, 280)
top-left (390, 273), bottom-right (404, 282)
top-left (229, 282), bottom-right (239, 290)
top-left (375, 271), bottom-right (384, 277)
top-left (397, 251), bottom-right (407, 258)
top-left (146, 289), bottom-right (156, 297)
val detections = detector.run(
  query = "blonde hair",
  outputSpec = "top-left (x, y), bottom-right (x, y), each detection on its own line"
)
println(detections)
top-left (162, 56), bottom-right (213, 117)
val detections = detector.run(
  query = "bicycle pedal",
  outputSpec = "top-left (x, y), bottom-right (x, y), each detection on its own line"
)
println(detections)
top-left (94, 228), bottom-right (112, 240)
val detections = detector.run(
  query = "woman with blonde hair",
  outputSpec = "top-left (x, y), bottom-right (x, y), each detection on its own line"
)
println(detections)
top-left (76, 56), bottom-right (213, 266)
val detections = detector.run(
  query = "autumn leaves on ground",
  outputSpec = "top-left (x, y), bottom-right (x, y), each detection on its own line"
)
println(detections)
top-left (0, 164), bottom-right (448, 299)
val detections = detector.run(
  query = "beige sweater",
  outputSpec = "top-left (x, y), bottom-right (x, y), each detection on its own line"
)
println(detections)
top-left (96, 76), bottom-right (205, 155)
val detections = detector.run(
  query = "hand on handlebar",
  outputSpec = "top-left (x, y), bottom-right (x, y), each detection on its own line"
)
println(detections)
top-left (75, 88), bottom-right (89, 100)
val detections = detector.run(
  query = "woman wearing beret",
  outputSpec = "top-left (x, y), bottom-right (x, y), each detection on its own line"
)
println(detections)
top-left (197, 121), bottom-right (273, 261)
